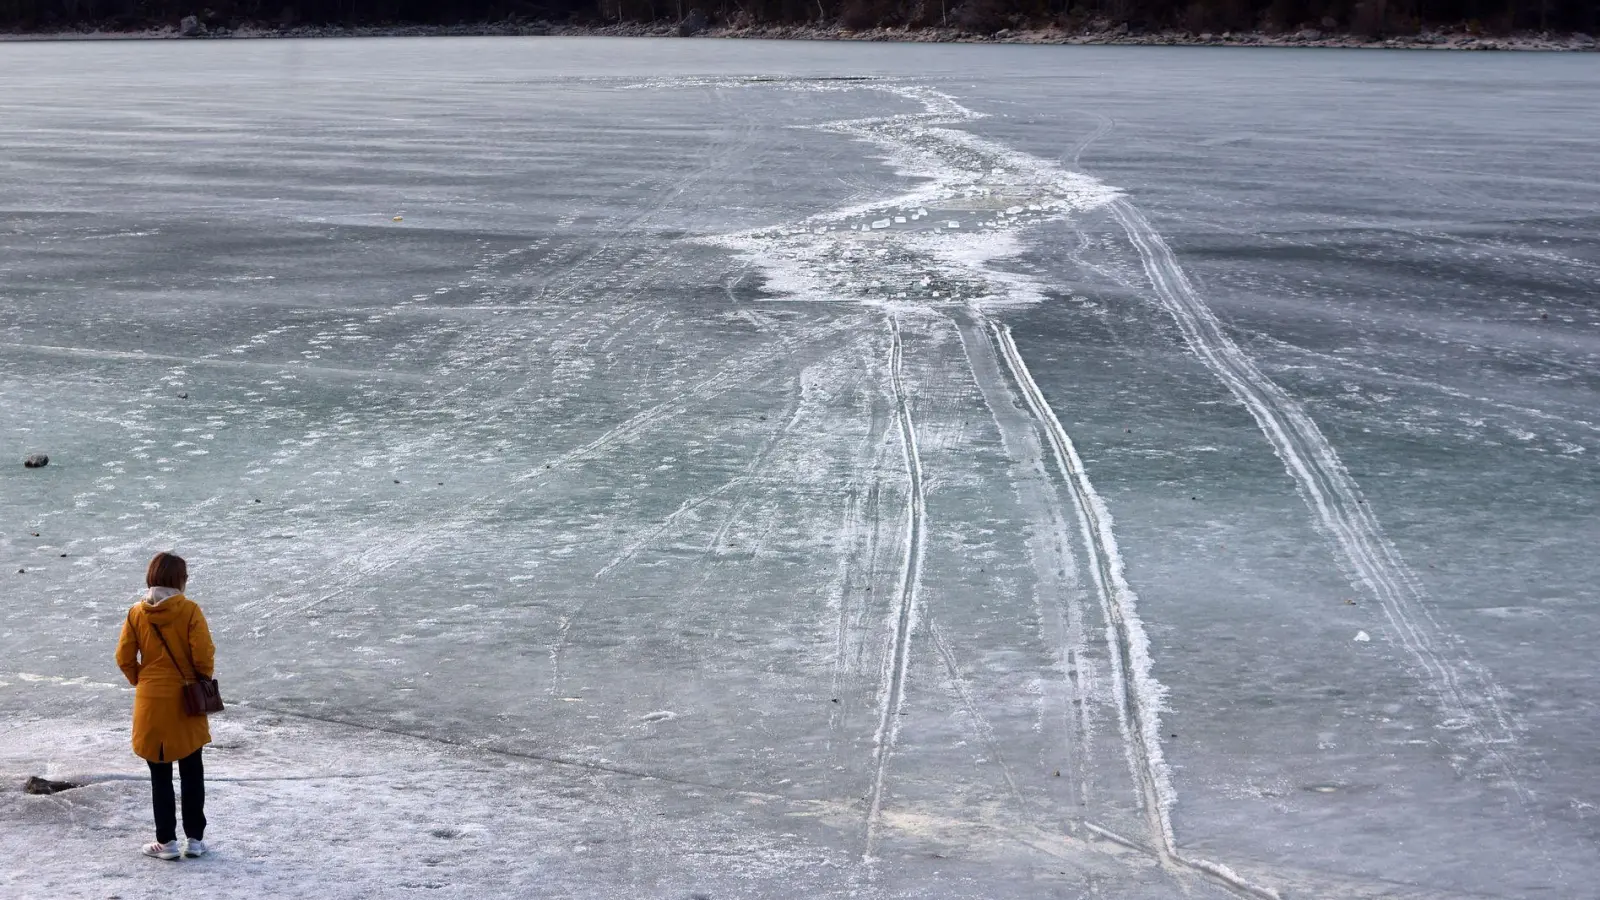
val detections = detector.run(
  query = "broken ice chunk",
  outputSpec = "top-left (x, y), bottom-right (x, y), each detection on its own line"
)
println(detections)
top-left (872, 219), bottom-right (890, 229)
top-left (947, 221), bottom-right (960, 228)
top-left (894, 216), bottom-right (907, 224)
top-left (1007, 205), bottom-right (1024, 215)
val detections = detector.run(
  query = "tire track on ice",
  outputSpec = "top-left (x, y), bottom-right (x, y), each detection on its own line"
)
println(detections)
top-left (863, 314), bottom-right (926, 862)
top-left (826, 377), bottom-right (896, 753)
top-left (987, 321), bottom-right (1171, 849)
top-left (899, 317), bottom-right (1038, 829)
top-left (989, 319), bottom-right (1279, 900)
top-left (1108, 199), bottom-right (1529, 802)
top-left (950, 309), bottom-right (1093, 814)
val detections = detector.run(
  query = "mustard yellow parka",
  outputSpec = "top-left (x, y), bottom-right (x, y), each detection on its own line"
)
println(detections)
top-left (115, 594), bottom-right (215, 763)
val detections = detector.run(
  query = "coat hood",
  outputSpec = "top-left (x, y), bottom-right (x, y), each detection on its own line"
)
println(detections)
top-left (138, 589), bottom-right (193, 625)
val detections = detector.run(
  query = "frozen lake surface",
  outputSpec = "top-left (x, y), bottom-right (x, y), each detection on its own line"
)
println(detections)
top-left (1, 37), bottom-right (1597, 899)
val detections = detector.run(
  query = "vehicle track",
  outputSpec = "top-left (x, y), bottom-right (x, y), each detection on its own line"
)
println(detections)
top-left (863, 314), bottom-right (927, 861)
top-left (948, 309), bottom-right (1092, 814)
top-left (1109, 198), bottom-right (1528, 803)
top-left (988, 318), bottom-right (1279, 900)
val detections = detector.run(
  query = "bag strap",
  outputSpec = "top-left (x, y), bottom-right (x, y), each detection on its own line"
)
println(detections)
top-left (145, 616), bottom-right (196, 685)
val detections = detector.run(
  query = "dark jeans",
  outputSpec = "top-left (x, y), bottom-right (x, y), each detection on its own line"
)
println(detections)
top-left (148, 749), bottom-right (205, 844)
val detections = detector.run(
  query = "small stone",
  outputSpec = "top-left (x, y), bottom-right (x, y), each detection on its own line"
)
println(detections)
top-left (393, 479), bottom-right (401, 484)
top-left (59, 554), bottom-right (67, 558)
top-left (831, 698), bottom-right (839, 703)
top-left (15, 569), bottom-right (23, 575)
top-left (254, 499), bottom-right (261, 503)
top-left (178, 392), bottom-right (188, 399)
top-left (23, 454), bottom-right (48, 469)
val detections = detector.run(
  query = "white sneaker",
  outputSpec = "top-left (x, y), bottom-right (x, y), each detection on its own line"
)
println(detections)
top-left (142, 840), bottom-right (181, 860)
top-left (183, 839), bottom-right (207, 858)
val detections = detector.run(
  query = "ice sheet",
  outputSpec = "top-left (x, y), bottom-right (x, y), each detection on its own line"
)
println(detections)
top-left (1, 37), bottom-right (1596, 900)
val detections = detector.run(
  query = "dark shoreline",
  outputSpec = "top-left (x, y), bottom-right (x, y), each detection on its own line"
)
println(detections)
top-left (3, 20), bottom-right (1596, 51)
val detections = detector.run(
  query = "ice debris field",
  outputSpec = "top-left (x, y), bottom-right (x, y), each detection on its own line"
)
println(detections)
top-left (1, 37), bottom-right (1597, 900)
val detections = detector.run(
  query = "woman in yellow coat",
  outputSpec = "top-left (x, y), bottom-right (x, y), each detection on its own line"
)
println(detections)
top-left (115, 552), bottom-right (215, 861)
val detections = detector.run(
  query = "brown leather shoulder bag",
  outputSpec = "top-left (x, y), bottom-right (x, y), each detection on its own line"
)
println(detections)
top-left (142, 611), bottom-right (225, 717)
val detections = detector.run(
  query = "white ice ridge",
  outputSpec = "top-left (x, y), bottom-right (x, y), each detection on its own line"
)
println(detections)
top-left (688, 80), bottom-right (1120, 310)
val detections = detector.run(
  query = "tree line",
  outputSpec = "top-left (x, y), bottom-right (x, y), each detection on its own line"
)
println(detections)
top-left (2, 0), bottom-right (1593, 38)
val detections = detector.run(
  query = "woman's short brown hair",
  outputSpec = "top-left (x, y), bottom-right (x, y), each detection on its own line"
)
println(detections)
top-left (146, 552), bottom-right (188, 590)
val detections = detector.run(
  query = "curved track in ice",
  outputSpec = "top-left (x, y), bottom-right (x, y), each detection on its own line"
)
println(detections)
top-left (864, 314), bottom-right (927, 861)
top-left (1106, 199), bottom-right (1526, 794)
